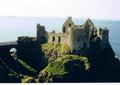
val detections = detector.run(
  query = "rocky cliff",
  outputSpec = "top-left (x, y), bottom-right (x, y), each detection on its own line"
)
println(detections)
top-left (1, 40), bottom-right (119, 82)
top-left (37, 42), bottom-right (120, 82)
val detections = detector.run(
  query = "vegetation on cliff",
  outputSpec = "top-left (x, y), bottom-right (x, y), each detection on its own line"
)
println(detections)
top-left (41, 42), bottom-right (71, 62)
top-left (38, 54), bottom-right (90, 82)
top-left (0, 57), bottom-right (38, 82)
top-left (0, 42), bottom-right (120, 82)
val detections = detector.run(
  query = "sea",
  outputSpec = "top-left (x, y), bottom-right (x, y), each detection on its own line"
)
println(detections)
top-left (0, 16), bottom-right (120, 59)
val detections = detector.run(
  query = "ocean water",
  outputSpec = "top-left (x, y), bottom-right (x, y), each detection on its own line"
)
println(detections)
top-left (0, 16), bottom-right (120, 58)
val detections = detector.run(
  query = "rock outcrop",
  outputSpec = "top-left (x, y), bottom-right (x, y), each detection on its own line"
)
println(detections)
top-left (37, 42), bottom-right (120, 82)
top-left (38, 55), bottom-right (90, 82)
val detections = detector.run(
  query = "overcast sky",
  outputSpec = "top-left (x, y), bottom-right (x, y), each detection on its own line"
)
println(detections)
top-left (0, 0), bottom-right (120, 20)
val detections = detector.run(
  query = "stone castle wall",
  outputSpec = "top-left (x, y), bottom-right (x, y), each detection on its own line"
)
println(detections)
top-left (72, 28), bottom-right (84, 51)
top-left (48, 33), bottom-right (67, 44)
top-left (37, 17), bottom-right (109, 52)
top-left (98, 28), bottom-right (109, 48)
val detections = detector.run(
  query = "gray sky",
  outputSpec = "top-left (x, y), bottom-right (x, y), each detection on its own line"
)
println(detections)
top-left (0, 0), bottom-right (120, 20)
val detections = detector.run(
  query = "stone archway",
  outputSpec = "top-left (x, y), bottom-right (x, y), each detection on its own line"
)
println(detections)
top-left (10, 47), bottom-right (17, 59)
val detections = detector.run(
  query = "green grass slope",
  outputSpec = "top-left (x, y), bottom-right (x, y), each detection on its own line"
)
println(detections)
top-left (38, 54), bottom-right (90, 82)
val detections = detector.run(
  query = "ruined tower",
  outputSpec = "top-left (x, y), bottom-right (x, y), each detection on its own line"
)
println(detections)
top-left (36, 23), bottom-right (48, 44)
top-left (99, 28), bottom-right (109, 48)
top-left (83, 19), bottom-right (97, 48)
top-left (62, 17), bottom-right (75, 34)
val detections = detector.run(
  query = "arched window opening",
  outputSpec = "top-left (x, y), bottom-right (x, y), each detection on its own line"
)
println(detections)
top-left (52, 36), bottom-right (55, 42)
top-left (58, 36), bottom-right (61, 42)
top-left (99, 28), bottom-right (102, 35)
top-left (69, 23), bottom-right (72, 27)
top-left (63, 27), bottom-right (66, 33)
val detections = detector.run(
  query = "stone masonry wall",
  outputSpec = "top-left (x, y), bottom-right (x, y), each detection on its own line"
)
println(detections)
top-left (48, 33), bottom-right (67, 44)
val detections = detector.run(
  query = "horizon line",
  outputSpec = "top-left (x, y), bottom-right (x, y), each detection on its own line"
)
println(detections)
top-left (0, 15), bottom-right (120, 21)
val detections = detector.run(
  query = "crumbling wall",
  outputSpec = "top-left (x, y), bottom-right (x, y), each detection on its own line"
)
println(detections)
top-left (36, 17), bottom-right (110, 53)
top-left (36, 24), bottom-right (48, 44)
top-left (48, 33), bottom-right (67, 44)
top-left (72, 28), bottom-right (84, 51)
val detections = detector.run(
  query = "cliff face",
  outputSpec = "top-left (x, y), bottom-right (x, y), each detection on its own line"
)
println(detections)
top-left (0, 36), bottom-right (120, 82)
top-left (71, 30), bottom-right (120, 81)
top-left (37, 41), bottom-right (120, 82)
top-left (0, 37), bottom-right (47, 82)
top-left (86, 37), bottom-right (120, 81)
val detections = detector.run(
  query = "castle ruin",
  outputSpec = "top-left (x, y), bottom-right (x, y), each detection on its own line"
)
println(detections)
top-left (37, 17), bottom-right (109, 52)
